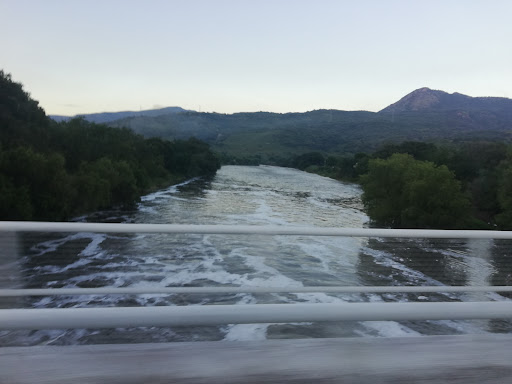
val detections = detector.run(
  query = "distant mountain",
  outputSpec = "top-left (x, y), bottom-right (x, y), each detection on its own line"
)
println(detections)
top-left (97, 88), bottom-right (512, 163)
top-left (380, 87), bottom-right (512, 117)
top-left (107, 110), bottom-right (382, 159)
top-left (50, 106), bottom-right (189, 124)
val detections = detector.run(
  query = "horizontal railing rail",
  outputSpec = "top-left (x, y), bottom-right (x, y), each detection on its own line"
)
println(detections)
top-left (2, 221), bottom-right (512, 239)
top-left (2, 302), bottom-right (512, 330)
top-left (2, 221), bottom-right (512, 330)
top-left (2, 285), bottom-right (512, 297)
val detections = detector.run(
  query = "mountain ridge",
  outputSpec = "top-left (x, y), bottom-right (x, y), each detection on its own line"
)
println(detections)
top-left (380, 87), bottom-right (512, 115)
top-left (50, 106), bottom-right (189, 124)
top-left (50, 87), bottom-right (512, 120)
top-left (49, 87), bottom-right (512, 162)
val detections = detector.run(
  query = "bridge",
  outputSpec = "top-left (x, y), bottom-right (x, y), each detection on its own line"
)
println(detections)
top-left (1, 221), bottom-right (512, 383)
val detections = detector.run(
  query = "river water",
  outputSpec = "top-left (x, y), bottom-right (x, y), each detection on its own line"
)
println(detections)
top-left (1, 165), bottom-right (512, 346)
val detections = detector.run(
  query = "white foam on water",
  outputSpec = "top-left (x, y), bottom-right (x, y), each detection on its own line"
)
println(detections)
top-left (345, 294), bottom-right (425, 337)
top-left (222, 324), bottom-right (269, 341)
top-left (293, 236), bottom-right (362, 268)
top-left (360, 321), bottom-right (423, 337)
top-left (437, 248), bottom-right (470, 258)
top-left (167, 195), bottom-right (191, 202)
top-left (32, 296), bottom-right (55, 308)
top-left (37, 257), bottom-right (96, 274)
top-left (228, 248), bottom-right (304, 288)
top-left (222, 286), bottom-right (274, 341)
top-left (25, 233), bottom-right (112, 277)
top-left (140, 180), bottom-right (191, 202)
top-left (293, 292), bottom-right (350, 304)
top-left (430, 247), bottom-right (495, 270)
top-left (157, 251), bottom-right (296, 288)
top-left (428, 319), bottom-right (489, 334)
top-left (140, 189), bottom-right (174, 202)
top-left (137, 206), bottom-right (158, 215)
top-left (361, 246), bottom-right (447, 287)
top-left (71, 214), bottom-right (89, 222)
top-left (296, 241), bottom-right (337, 273)
top-left (79, 233), bottom-right (107, 256)
top-left (30, 232), bottom-right (107, 257)
top-left (486, 292), bottom-right (512, 301)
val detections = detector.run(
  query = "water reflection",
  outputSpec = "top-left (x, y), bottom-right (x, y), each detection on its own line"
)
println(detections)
top-left (0, 232), bottom-right (22, 308)
top-left (490, 240), bottom-right (512, 288)
top-left (357, 238), bottom-right (470, 288)
top-left (464, 239), bottom-right (494, 300)
top-left (488, 239), bottom-right (512, 333)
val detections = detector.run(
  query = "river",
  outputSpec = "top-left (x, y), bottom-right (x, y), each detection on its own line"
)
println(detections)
top-left (1, 165), bottom-right (511, 346)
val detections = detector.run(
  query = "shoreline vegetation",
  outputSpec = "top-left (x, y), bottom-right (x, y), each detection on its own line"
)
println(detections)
top-left (0, 71), bottom-right (220, 221)
top-left (282, 142), bottom-right (512, 230)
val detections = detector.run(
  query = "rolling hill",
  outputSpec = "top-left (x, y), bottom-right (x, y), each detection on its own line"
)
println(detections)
top-left (50, 106), bottom-right (188, 124)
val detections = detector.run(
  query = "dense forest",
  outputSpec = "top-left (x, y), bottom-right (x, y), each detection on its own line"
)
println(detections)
top-left (0, 71), bottom-right (220, 221)
top-left (293, 141), bottom-right (512, 230)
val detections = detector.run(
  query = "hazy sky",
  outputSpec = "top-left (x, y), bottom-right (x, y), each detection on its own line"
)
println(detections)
top-left (2, 0), bottom-right (511, 115)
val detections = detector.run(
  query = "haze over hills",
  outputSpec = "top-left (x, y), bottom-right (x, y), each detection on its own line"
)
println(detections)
top-left (50, 106), bottom-right (188, 124)
top-left (53, 88), bottom-right (512, 163)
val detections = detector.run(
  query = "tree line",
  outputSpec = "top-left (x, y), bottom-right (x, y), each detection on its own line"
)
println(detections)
top-left (0, 70), bottom-right (220, 221)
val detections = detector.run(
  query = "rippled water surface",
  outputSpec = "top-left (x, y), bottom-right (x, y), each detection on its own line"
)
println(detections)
top-left (1, 165), bottom-right (512, 345)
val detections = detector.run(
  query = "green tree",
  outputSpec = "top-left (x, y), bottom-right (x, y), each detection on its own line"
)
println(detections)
top-left (78, 157), bottom-right (139, 209)
top-left (360, 153), bottom-right (471, 228)
top-left (293, 152), bottom-right (325, 170)
top-left (0, 175), bottom-right (32, 220)
top-left (0, 147), bottom-right (71, 220)
top-left (495, 160), bottom-right (512, 229)
top-left (374, 141), bottom-right (438, 162)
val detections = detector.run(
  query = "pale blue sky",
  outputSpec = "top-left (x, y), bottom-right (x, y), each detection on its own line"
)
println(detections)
top-left (1, 0), bottom-right (511, 115)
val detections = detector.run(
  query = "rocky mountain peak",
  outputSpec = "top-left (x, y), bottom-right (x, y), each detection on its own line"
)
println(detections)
top-left (379, 87), bottom-right (448, 113)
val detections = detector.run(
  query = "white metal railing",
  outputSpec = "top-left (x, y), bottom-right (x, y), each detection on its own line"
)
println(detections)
top-left (3, 220), bottom-right (512, 239)
top-left (3, 285), bottom-right (512, 297)
top-left (1, 221), bottom-right (512, 330)
top-left (2, 302), bottom-right (512, 330)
